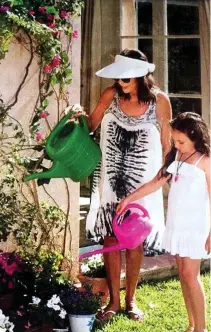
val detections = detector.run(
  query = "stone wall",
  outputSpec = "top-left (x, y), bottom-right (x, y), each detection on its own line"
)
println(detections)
top-left (0, 18), bottom-right (81, 279)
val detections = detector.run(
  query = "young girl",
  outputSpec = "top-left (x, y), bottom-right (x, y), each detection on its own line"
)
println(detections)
top-left (117, 112), bottom-right (210, 332)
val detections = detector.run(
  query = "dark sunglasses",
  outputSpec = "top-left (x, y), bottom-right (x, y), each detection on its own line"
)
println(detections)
top-left (114, 78), bottom-right (131, 83)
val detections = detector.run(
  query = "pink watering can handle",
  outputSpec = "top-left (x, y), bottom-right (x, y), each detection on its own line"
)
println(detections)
top-left (113, 203), bottom-right (149, 229)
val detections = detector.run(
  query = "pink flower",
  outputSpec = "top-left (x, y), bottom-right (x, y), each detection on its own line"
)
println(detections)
top-left (51, 54), bottom-right (61, 68)
top-left (44, 64), bottom-right (52, 73)
top-left (60, 10), bottom-right (68, 19)
top-left (66, 91), bottom-right (70, 95)
top-left (72, 30), bottom-right (78, 39)
top-left (40, 112), bottom-right (48, 118)
top-left (36, 132), bottom-right (44, 142)
top-left (47, 22), bottom-right (56, 29)
top-left (27, 10), bottom-right (35, 16)
top-left (38, 7), bottom-right (46, 13)
top-left (47, 14), bottom-right (55, 21)
top-left (17, 311), bottom-right (23, 316)
top-left (25, 322), bottom-right (31, 329)
top-left (0, 5), bottom-right (10, 12)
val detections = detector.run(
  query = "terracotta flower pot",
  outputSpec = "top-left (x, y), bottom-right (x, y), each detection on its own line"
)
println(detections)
top-left (0, 293), bottom-right (14, 310)
top-left (78, 274), bottom-right (109, 304)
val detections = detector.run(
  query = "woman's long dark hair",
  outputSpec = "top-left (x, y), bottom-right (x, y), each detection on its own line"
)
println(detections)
top-left (113, 49), bottom-right (157, 104)
top-left (160, 112), bottom-right (210, 178)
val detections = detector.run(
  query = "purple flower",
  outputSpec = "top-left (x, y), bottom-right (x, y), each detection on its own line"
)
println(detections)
top-left (0, 5), bottom-right (10, 12)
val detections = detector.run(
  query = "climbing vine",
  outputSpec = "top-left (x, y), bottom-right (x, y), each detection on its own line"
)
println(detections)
top-left (0, 0), bottom-right (84, 259)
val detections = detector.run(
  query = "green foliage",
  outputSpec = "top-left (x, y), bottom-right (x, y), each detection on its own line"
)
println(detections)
top-left (18, 249), bottom-right (69, 299)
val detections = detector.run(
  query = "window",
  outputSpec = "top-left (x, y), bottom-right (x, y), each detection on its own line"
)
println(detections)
top-left (121, 0), bottom-right (205, 116)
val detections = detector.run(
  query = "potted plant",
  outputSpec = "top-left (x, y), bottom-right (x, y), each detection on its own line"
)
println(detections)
top-left (60, 283), bottom-right (102, 332)
top-left (79, 254), bottom-right (108, 303)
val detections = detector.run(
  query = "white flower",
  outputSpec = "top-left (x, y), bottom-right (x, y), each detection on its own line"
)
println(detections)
top-left (72, 103), bottom-right (83, 113)
top-left (80, 264), bottom-right (90, 273)
top-left (47, 295), bottom-right (62, 311)
top-left (59, 309), bottom-right (67, 319)
top-left (0, 310), bottom-right (14, 331)
top-left (32, 296), bottom-right (41, 305)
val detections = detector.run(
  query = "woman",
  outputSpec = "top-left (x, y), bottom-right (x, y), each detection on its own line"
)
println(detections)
top-left (85, 49), bottom-right (172, 322)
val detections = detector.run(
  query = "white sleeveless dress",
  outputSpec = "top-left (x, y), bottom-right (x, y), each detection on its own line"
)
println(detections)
top-left (162, 154), bottom-right (210, 259)
top-left (86, 92), bottom-right (165, 253)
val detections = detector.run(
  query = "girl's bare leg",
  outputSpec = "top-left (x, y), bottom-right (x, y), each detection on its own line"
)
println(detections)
top-left (176, 255), bottom-right (195, 331)
top-left (178, 257), bottom-right (206, 332)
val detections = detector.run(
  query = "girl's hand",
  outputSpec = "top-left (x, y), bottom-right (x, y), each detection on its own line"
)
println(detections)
top-left (116, 197), bottom-right (130, 214)
top-left (205, 233), bottom-right (211, 254)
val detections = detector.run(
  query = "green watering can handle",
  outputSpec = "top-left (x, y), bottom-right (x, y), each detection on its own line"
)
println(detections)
top-left (46, 110), bottom-right (89, 153)
top-left (79, 114), bottom-right (90, 134)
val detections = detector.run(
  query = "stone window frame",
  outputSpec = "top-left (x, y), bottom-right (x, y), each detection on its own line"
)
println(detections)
top-left (120, 0), bottom-right (209, 121)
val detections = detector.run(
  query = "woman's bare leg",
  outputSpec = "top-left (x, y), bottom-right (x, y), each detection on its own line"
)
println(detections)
top-left (125, 244), bottom-right (144, 320)
top-left (96, 236), bottom-right (121, 321)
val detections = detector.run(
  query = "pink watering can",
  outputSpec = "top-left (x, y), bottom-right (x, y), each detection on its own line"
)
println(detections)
top-left (79, 203), bottom-right (152, 262)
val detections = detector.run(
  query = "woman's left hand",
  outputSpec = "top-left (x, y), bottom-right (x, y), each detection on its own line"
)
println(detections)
top-left (205, 233), bottom-right (211, 254)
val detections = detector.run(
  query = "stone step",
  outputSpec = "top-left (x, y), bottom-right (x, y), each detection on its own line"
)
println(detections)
top-left (120, 253), bottom-right (210, 289)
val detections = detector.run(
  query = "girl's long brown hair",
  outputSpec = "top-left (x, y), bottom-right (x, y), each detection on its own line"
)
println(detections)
top-left (160, 112), bottom-right (210, 178)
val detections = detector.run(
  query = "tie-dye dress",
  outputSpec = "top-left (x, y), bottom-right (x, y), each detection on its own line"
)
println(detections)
top-left (86, 93), bottom-right (165, 252)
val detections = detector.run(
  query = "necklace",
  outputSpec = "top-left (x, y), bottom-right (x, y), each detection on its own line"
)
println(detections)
top-left (175, 151), bottom-right (197, 182)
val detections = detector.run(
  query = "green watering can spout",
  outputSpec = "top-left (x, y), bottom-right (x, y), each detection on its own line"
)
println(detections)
top-left (23, 162), bottom-right (71, 182)
top-left (23, 111), bottom-right (101, 183)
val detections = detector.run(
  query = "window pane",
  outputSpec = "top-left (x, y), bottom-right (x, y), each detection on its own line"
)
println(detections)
top-left (137, 1), bottom-right (152, 35)
top-left (167, 1), bottom-right (199, 35)
top-left (170, 97), bottom-right (201, 117)
top-left (138, 39), bottom-right (153, 62)
top-left (168, 39), bottom-right (201, 94)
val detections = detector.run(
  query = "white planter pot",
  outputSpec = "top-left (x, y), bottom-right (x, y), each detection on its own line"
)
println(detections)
top-left (68, 314), bottom-right (95, 332)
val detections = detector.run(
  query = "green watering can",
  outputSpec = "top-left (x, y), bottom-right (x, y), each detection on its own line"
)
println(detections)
top-left (23, 111), bottom-right (101, 183)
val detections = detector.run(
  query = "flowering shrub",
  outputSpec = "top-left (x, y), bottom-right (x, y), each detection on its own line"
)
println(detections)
top-left (0, 0), bottom-right (84, 138)
top-left (60, 282), bottom-right (102, 315)
top-left (80, 254), bottom-right (106, 278)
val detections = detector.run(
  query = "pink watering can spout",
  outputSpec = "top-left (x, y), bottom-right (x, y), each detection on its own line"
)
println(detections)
top-left (79, 203), bottom-right (152, 263)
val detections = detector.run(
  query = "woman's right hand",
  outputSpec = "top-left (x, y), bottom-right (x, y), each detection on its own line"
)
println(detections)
top-left (116, 197), bottom-right (131, 214)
